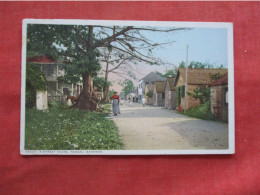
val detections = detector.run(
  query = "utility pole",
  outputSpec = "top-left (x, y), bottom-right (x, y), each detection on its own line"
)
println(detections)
top-left (184, 45), bottom-right (189, 111)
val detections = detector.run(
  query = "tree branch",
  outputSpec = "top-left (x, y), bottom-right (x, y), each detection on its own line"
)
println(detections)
top-left (95, 26), bottom-right (133, 48)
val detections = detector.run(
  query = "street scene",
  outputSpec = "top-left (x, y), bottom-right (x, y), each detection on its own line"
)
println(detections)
top-left (22, 20), bottom-right (232, 153)
top-left (111, 100), bottom-right (228, 150)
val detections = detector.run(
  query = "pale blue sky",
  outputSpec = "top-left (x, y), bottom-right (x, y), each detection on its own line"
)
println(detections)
top-left (100, 26), bottom-right (229, 90)
top-left (143, 27), bottom-right (228, 68)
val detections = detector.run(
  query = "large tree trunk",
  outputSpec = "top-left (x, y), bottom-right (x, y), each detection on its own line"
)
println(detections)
top-left (102, 64), bottom-right (110, 103)
top-left (102, 85), bottom-right (110, 103)
top-left (73, 72), bottom-right (98, 111)
top-left (72, 26), bottom-right (98, 111)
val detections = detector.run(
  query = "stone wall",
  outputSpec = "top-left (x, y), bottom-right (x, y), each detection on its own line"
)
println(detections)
top-left (165, 90), bottom-right (175, 109)
top-left (180, 85), bottom-right (200, 110)
top-left (210, 85), bottom-right (228, 121)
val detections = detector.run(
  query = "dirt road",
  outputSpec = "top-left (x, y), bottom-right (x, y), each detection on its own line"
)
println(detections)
top-left (111, 102), bottom-right (228, 150)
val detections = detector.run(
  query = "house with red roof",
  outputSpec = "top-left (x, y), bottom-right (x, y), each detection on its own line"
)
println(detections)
top-left (174, 68), bottom-right (228, 110)
top-left (27, 56), bottom-right (83, 103)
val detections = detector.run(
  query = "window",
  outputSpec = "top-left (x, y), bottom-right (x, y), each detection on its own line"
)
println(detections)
top-left (47, 64), bottom-right (54, 75)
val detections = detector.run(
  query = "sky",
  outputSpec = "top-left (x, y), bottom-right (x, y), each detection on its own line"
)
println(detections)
top-left (107, 27), bottom-right (229, 92)
top-left (142, 27), bottom-right (228, 68)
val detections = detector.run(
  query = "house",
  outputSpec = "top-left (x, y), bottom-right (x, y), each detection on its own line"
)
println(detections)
top-left (153, 81), bottom-right (166, 107)
top-left (27, 56), bottom-right (83, 103)
top-left (138, 72), bottom-right (166, 102)
top-left (144, 84), bottom-right (154, 105)
top-left (174, 68), bottom-right (228, 110)
top-left (210, 73), bottom-right (228, 121)
top-left (164, 77), bottom-right (176, 109)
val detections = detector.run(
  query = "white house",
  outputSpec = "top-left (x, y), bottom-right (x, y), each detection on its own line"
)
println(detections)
top-left (138, 72), bottom-right (166, 102)
top-left (27, 56), bottom-right (83, 103)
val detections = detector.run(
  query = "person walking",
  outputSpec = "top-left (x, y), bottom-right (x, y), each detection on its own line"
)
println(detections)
top-left (110, 92), bottom-right (120, 116)
top-left (142, 97), bottom-right (146, 107)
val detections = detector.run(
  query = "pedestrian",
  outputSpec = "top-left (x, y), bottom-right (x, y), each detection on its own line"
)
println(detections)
top-left (129, 96), bottom-right (133, 106)
top-left (142, 97), bottom-right (146, 107)
top-left (120, 98), bottom-right (124, 106)
top-left (110, 92), bottom-right (120, 116)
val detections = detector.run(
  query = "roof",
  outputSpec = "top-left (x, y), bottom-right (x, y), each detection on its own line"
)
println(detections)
top-left (154, 81), bottom-right (166, 93)
top-left (27, 56), bottom-right (57, 64)
top-left (145, 84), bottom-right (154, 92)
top-left (140, 72), bottom-right (167, 83)
top-left (166, 77), bottom-right (175, 91)
top-left (211, 73), bottom-right (228, 86)
top-left (174, 68), bottom-right (228, 86)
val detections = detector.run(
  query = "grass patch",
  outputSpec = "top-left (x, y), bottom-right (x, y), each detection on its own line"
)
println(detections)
top-left (25, 105), bottom-right (122, 150)
top-left (181, 101), bottom-right (216, 121)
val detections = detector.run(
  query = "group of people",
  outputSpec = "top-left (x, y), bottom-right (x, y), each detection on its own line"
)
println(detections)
top-left (110, 92), bottom-right (146, 116)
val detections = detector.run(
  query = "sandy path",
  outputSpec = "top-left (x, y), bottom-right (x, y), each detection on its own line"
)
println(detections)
top-left (111, 102), bottom-right (228, 150)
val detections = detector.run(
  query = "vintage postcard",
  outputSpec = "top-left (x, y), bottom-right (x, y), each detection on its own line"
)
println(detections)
top-left (20, 19), bottom-right (234, 155)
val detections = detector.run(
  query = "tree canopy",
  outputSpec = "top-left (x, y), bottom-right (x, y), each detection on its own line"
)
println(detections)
top-left (26, 23), bottom-right (188, 110)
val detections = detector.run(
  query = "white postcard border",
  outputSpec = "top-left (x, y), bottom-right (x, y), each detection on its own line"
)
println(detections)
top-left (20, 19), bottom-right (235, 155)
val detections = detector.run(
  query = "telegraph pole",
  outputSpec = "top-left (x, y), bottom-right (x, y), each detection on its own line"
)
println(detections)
top-left (184, 45), bottom-right (189, 111)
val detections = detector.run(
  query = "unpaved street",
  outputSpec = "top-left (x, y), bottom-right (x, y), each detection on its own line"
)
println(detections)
top-left (111, 102), bottom-right (228, 150)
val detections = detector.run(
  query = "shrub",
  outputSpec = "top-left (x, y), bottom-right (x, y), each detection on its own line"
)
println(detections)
top-left (182, 101), bottom-right (215, 121)
top-left (146, 91), bottom-right (153, 98)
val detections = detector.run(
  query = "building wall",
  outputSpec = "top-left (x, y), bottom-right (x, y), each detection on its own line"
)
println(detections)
top-left (210, 85), bottom-right (228, 121)
top-left (138, 80), bottom-right (143, 97)
top-left (165, 84), bottom-right (176, 109)
top-left (155, 93), bottom-right (165, 107)
top-left (165, 87), bottom-right (169, 108)
top-left (187, 85), bottom-right (201, 109)
top-left (153, 88), bottom-right (156, 105)
top-left (145, 85), bottom-right (153, 105)
top-left (178, 85), bottom-right (200, 110)
top-left (169, 91), bottom-right (176, 109)
top-left (176, 75), bottom-right (185, 87)
top-left (36, 90), bottom-right (48, 110)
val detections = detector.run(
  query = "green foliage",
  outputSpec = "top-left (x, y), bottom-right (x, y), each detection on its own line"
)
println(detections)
top-left (182, 101), bottom-right (215, 121)
top-left (146, 91), bottom-right (153, 98)
top-left (27, 24), bottom-right (101, 84)
top-left (26, 63), bottom-right (47, 108)
top-left (156, 69), bottom-right (177, 78)
top-left (178, 61), bottom-right (224, 70)
top-left (211, 73), bottom-right (222, 81)
top-left (108, 89), bottom-right (115, 99)
top-left (121, 79), bottom-right (135, 96)
top-left (93, 76), bottom-right (112, 88)
top-left (25, 106), bottom-right (123, 150)
top-left (175, 85), bottom-right (185, 107)
top-left (188, 61), bottom-right (224, 69)
top-left (187, 86), bottom-right (210, 104)
top-left (179, 61), bottom-right (186, 68)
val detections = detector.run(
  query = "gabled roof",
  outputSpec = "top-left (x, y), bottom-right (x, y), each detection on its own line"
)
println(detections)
top-left (140, 72), bottom-right (167, 83)
top-left (154, 81), bottom-right (166, 93)
top-left (211, 73), bottom-right (228, 86)
top-left (166, 77), bottom-right (175, 91)
top-left (27, 56), bottom-right (57, 64)
top-left (174, 68), bottom-right (228, 86)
